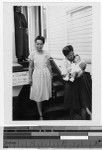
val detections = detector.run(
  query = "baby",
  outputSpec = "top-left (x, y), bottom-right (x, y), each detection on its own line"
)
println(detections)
top-left (69, 54), bottom-right (86, 82)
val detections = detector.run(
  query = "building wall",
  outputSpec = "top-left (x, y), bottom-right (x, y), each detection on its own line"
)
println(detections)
top-left (46, 6), bottom-right (68, 58)
top-left (45, 4), bottom-right (92, 59)
top-left (45, 4), bottom-right (93, 73)
top-left (28, 6), bottom-right (40, 54)
top-left (67, 6), bottom-right (92, 62)
top-left (4, 5), bottom-right (39, 64)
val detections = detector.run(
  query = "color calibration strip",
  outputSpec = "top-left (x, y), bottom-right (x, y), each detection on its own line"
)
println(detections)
top-left (3, 126), bottom-right (102, 148)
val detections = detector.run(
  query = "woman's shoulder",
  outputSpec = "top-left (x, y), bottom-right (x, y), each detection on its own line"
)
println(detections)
top-left (44, 51), bottom-right (51, 58)
top-left (28, 51), bottom-right (35, 60)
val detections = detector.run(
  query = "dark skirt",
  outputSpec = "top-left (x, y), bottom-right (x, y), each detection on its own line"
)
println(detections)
top-left (64, 72), bottom-right (92, 110)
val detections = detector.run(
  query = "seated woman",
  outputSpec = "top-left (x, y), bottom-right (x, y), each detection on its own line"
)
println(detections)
top-left (61, 45), bottom-right (92, 120)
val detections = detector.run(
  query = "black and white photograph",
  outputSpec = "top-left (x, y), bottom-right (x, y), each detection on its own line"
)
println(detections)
top-left (3, 2), bottom-right (100, 124)
top-left (1, 1), bottom-right (102, 149)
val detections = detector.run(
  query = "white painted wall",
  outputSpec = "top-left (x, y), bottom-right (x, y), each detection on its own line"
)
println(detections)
top-left (46, 6), bottom-right (68, 58)
top-left (45, 4), bottom-right (93, 73)
top-left (67, 6), bottom-right (92, 62)
top-left (45, 3), bottom-right (90, 59)
top-left (28, 6), bottom-right (35, 54)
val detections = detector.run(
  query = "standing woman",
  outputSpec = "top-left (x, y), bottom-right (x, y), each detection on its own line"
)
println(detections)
top-left (29, 36), bottom-right (52, 120)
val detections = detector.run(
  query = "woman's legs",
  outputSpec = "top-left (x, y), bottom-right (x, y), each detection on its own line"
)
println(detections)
top-left (36, 102), bottom-right (43, 120)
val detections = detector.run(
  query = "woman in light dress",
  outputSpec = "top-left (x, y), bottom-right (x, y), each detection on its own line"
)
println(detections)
top-left (29, 36), bottom-right (52, 120)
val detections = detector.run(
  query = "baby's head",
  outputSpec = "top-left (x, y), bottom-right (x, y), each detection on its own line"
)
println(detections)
top-left (74, 54), bottom-right (81, 63)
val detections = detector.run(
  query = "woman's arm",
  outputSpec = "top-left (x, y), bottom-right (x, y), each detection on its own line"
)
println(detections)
top-left (29, 60), bottom-right (34, 84)
top-left (47, 58), bottom-right (52, 77)
top-left (77, 70), bottom-right (83, 77)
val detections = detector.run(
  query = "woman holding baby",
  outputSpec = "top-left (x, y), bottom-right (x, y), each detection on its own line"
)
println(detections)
top-left (62, 45), bottom-right (92, 120)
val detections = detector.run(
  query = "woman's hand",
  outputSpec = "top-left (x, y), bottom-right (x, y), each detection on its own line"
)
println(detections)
top-left (77, 72), bottom-right (83, 78)
top-left (29, 78), bottom-right (32, 86)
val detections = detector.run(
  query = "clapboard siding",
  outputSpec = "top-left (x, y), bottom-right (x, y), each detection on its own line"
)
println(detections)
top-left (71, 7), bottom-right (92, 18)
top-left (67, 6), bottom-right (92, 62)
top-left (46, 7), bottom-right (68, 58)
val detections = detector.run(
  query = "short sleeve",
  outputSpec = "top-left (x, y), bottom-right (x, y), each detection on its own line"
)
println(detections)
top-left (45, 51), bottom-right (51, 60)
top-left (28, 52), bottom-right (34, 61)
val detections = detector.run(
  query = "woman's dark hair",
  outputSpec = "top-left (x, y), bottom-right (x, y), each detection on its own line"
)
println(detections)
top-left (62, 45), bottom-right (74, 56)
top-left (74, 54), bottom-right (80, 57)
top-left (35, 36), bottom-right (45, 44)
